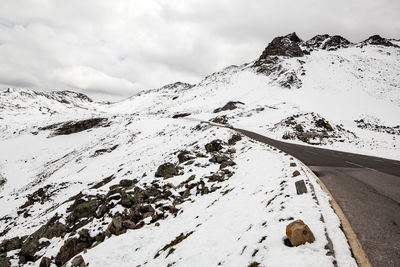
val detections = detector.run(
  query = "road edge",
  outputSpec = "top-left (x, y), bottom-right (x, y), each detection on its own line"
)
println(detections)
top-left (300, 163), bottom-right (372, 267)
top-left (197, 122), bottom-right (373, 266)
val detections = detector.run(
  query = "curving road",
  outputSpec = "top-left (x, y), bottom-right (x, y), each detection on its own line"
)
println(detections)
top-left (235, 128), bottom-right (400, 267)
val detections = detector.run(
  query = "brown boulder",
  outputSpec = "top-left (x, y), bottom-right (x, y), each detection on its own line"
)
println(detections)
top-left (286, 219), bottom-right (315, 246)
top-left (292, 170), bottom-right (300, 177)
top-left (71, 255), bottom-right (86, 267)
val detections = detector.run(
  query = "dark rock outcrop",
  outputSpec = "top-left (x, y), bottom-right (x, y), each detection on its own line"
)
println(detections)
top-left (0, 236), bottom-right (24, 253)
top-left (177, 151), bottom-right (195, 163)
top-left (155, 163), bottom-right (179, 178)
top-left (39, 257), bottom-right (51, 267)
top-left (172, 113), bottom-right (191, 119)
top-left (285, 32), bottom-right (302, 43)
top-left (304, 34), bottom-right (351, 51)
top-left (20, 216), bottom-right (67, 262)
top-left (259, 33), bottom-right (304, 59)
top-left (71, 255), bottom-right (86, 267)
top-left (361, 35), bottom-right (398, 47)
top-left (41, 118), bottom-right (108, 136)
top-left (55, 229), bottom-right (94, 266)
top-left (0, 254), bottom-right (11, 267)
top-left (214, 101), bottom-right (244, 113)
top-left (66, 198), bottom-right (102, 224)
top-left (205, 140), bottom-right (223, 153)
top-left (228, 134), bottom-right (242, 145)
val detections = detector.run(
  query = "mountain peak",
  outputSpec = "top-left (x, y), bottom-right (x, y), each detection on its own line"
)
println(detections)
top-left (303, 34), bottom-right (352, 51)
top-left (284, 32), bottom-right (302, 43)
top-left (361, 35), bottom-right (399, 47)
top-left (258, 33), bottom-right (304, 59)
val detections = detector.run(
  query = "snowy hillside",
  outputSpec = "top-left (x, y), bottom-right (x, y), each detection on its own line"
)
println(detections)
top-left (0, 32), bottom-right (399, 267)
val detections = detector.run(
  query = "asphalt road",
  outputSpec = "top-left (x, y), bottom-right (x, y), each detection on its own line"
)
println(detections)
top-left (235, 128), bottom-right (400, 267)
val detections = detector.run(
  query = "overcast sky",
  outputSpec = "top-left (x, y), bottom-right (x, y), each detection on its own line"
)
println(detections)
top-left (0, 0), bottom-right (399, 101)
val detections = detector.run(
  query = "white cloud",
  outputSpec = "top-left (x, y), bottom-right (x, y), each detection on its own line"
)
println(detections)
top-left (51, 65), bottom-right (137, 96)
top-left (0, 0), bottom-right (399, 100)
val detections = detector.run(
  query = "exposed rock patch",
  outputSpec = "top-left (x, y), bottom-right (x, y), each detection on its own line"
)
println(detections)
top-left (19, 216), bottom-right (67, 263)
top-left (155, 163), bottom-right (180, 178)
top-left (205, 140), bottom-right (223, 152)
top-left (214, 101), bottom-right (244, 113)
top-left (355, 119), bottom-right (400, 135)
top-left (303, 34), bottom-right (352, 51)
top-left (172, 113), bottom-right (191, 119)
top-left (228, 134), bottom-right (242, 145)
top-left (273, 112), bottom-right (356, 145)
top-left (210, 115), bottom-right (229, 125)
top-left (258, 33), bottom-right (304, 59)
top-left (361, 35), bottom-right (399, 47)
top-left (40, 118), bottom-right (108, 136)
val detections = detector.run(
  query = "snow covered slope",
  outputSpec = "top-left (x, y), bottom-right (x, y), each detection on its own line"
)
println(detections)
top-left (0, 32), bottom-right (398, 267)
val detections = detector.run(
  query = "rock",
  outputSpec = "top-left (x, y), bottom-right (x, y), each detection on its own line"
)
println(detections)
top-left (315, 118), bottom-right (333, 131)
top-left (285, 32), bottom-right (302, 43)
top-left (286, 219), bottom-right (315, 246)
top-left (119, 179), bottom-right (137, 187)
top-left (49, 118), bottom-right (107, 136)
top-left (0, 236), bottom-right (24, 253)
top-left (55, 230), bottom-right (94, 266)
top-left (0, 255), bottom-right (11, 267)
top-left (322, 35), bottom-right (351, 50)
top-left (177, 151), bottom-right (195, 163)
top-left (155, 163), bottom-right (179, 178)
top-left (205, 140), bottom-right (223, 152)
top-left (290, 162), bottom-right (296, 167)
top-left (172, 113), bottom-right (191, 119)
top-left (20, 217), bottom-right (67, 262)
top-left (67, 198), bottom-right (102, 223)
top-left (214, 101), bottom-right (244, 113)
top-left (304, 34), bottom-right (351, 51)
top-left (122, 219), bottom-right (137, 229)
top-left (39, 256), bottom-right (51, 267)
top-left (292, 170), bottom-right (301, 177)
top-left (209, 154), bottom-right (229, 164)
top-left (92, 145), bottom-right (118, 157)
top-left (220, 160), bottom-right (236, 169)
top-left (361, 35), bottom-right (398, 47)
top-left (0, 175), bottom-right (5, 187)
top-left (210, 115), bottom-right (228, 124)
top-left (206, 174), bottom-right (225, 182)
top-left (259, 34), bottom-right (304, 59)
top-left (107, 216), bottom-right (127, 236)
top-left (295, 180), bottom-right (308, 195)
top-left (120, 191), bottom-right (137, 208)
top-left (228, 134), bottom-right (242, 145)
top-left (71, 255), bottom-right (86, 267)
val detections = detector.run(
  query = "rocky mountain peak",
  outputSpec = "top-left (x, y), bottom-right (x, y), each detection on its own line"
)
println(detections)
top-left (284, 32), bottom-right (302, 43)
top-left (303, 34), bottom-right (352, 51)
top-left (258, 33), bottom-right (304, 59)
top-left (361, 35), bottom-right (399, 47)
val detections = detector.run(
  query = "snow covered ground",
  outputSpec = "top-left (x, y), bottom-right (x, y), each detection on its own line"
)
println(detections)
top-left (1, 34), bottom-right (399, 266)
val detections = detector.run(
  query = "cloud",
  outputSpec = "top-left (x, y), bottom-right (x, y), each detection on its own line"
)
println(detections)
top-left (51, 65), bottom-right (138, 96)
top-left (0, 0), bottom-right (399, 100)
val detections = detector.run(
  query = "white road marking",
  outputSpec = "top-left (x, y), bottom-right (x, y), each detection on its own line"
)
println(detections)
top-left (345, 161), bottom-right (364, 168)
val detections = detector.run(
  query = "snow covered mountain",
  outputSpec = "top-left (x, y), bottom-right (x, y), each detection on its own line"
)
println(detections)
top-left (0, 33), bottom-right (399, 267)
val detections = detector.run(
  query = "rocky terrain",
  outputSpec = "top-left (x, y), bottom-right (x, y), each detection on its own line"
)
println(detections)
top-left (1, 32), bottom-right (399, 266)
